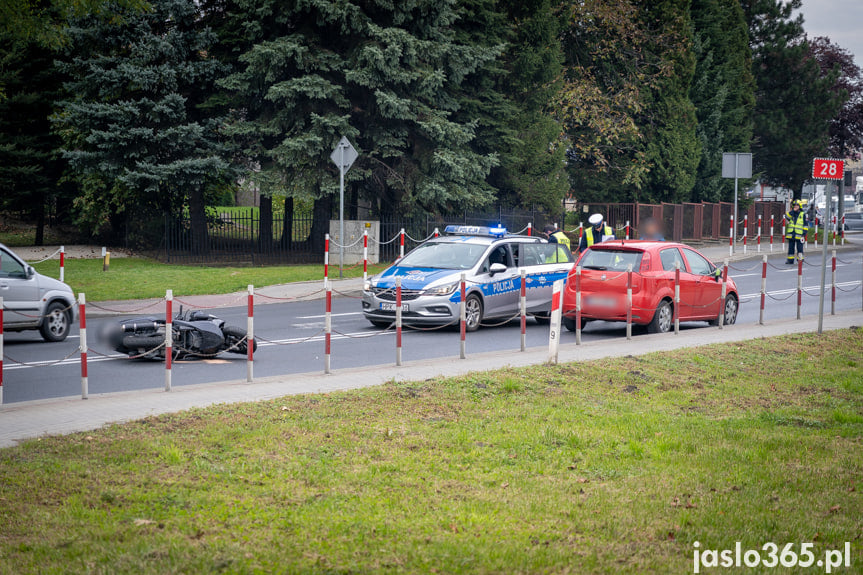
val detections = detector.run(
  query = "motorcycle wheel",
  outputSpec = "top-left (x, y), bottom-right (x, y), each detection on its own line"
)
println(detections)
top-left (222, 325), bottom-right (257, 355)
top-left (121, 334), bottom-right (166, 360)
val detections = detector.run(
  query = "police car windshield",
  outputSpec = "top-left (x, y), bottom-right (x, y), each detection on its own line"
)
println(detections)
top-left (398, 241), bottom-right (487, 270)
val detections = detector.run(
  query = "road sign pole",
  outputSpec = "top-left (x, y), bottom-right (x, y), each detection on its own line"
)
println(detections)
top-left (817, 183), bottom-right (831, 334)
top-left (339, 146), bottom-right (345, 279)
top-left (733, 154), bottom-right (739, 255)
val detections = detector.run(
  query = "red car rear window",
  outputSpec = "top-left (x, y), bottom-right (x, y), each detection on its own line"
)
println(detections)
top-left (579, 248), bottom-right (643, 272)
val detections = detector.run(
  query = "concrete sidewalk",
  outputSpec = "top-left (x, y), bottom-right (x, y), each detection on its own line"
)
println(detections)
top-left (2, 309), bottom-right (861, 448)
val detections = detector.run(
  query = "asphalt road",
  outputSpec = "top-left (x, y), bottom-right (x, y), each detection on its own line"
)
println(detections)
top-left (4, 247), bottom-right (862, 404)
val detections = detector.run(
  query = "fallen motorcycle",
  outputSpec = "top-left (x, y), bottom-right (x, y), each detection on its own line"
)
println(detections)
top-left (102, 307), bottom-right (256, 360)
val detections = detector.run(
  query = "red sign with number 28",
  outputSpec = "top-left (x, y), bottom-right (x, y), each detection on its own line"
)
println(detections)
top-left (812, 158), bottom-right (844, 180)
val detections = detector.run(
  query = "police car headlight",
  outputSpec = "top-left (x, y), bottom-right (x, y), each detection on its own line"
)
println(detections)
top-left (424, 282), bottom-right (458, 296)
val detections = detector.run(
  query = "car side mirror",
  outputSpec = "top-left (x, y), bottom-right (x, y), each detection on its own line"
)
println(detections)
top-left (26, 266), bottom-right (35, 279)
top-left (489, 263), bottom-right (507, 276)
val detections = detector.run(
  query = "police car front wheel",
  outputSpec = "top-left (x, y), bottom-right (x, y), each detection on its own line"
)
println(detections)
top-left (464, 294), bottom-right (483, 332)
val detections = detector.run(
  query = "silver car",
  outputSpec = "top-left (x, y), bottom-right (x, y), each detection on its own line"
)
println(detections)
top-left (362, 226), bottom-right (574, 330)
top-left (1, 243), bottom-right (76, 341)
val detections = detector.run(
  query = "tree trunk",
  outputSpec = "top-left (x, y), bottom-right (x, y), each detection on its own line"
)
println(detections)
top-left (34, 191), bottom-right (45, 246)
top-left (311, 194), bottom-right (332, 254)
top-left (349, 184), bottom-right (358, 220)
top-left (258, 194), bottom-right (273, 254)
top-left (280, 196), bottom-right (294, 248)
top-left (189, 187), bottom-right (209, 256)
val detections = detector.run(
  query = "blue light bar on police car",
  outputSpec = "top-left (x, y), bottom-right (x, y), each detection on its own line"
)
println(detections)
top-left (443, 225), bottom-right (508, 237)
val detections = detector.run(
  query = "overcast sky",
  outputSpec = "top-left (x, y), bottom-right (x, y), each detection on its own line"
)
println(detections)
top-left (795, 0), bottom-right (863, 66)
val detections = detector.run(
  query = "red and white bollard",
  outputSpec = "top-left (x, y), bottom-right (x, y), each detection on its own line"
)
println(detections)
top-left (814, 217), bottom-right (819, 248)
top-left (781, 218), bottom-right (786, 243)
top-left (719, 261), bottom-right (728, 329)
top-left (399, 228), bottom-right (405, 260)
top-left (832, 216), bottom-right (837, 246)
top-left (575, 267), bottom-right (583, 345)
top-left (434, 227), bottom-right (440, 238)
top-left (743, 215), bottom-right (748, 254)
top-left (59, 245), bottom-right (65, 283)
top-left (395, 277), bottom-right (403, 366)
top-left (796, 259), bottom-right (803, 320)
top-left (578, 222), bottom-right (583, 245)
top-left (324, 283), bottom-right (332, 374)
top-left (247, 284), bottom-right (254, 382)
top-left (324, 233), bottom-right (330, 289)
top-left (841, 216), bottom-right (846, 245)
top-left (165, 289), bottom-right (173, 391)
top-left (79, 293), bottom-right (88, 399)
top-left (519, 269), bottom-right (527, 352)
top-left (547, 279), bottom-right (564, 365)
top-left (674, 261), bottom-right (680, 334)
top-left (625, 220), bottom-right (630, 240)
top-left (362, 230), bottom-right (369, 285)
top-left (626, 265), bottom-right (633, 340)
top-left (459, 273), bottom-right (466, 359)
top-left (729, 215), bottom-right (734, 257)
top-left (759, 255), bottom-right (767, 325)
top-left (527, 222), bottom-right (532, 237)
top-left (0, 296), bottom-right (4, 405)
top-left (769, 215), bottom-right (775, 252)
top-left (831, 251), bottom-right (837, 316)
top-left (757, 215), bottom-right (762, 253)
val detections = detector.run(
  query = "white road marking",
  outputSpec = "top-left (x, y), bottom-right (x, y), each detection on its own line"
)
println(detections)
top-left (295, 312), bottom-right (363, 319)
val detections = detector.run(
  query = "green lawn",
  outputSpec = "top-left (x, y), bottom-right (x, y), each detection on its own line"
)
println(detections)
top-left (32, 258), bottom-right (388, 301)
top-left (1, 329), bottom-right (861, 573)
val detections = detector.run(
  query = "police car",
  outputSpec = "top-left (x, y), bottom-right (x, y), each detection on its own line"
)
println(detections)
top-left (362, 226), bottom-right (575, 330)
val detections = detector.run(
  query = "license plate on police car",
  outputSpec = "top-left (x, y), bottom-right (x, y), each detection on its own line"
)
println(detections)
top-left (379, 303), bottom-right (409, 312)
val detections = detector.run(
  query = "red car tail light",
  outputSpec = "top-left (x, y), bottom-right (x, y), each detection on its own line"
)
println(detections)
top-left (640, 251), bottom-right (652, 273)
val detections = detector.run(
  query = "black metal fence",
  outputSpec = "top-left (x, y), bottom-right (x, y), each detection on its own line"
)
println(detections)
top-left (161, 207), bottom-right (554, 265)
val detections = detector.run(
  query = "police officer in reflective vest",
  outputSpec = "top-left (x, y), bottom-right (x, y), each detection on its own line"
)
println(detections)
top-left (542, 224), bottom-right (571, 262)
top-left (785, 200), bottom-right (809, 264)
top-left (578, 214), bottom-right (614, 253)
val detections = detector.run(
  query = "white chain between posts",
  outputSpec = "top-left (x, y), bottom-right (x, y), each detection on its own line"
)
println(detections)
top-left (24, 247), bottom-right (62, 264)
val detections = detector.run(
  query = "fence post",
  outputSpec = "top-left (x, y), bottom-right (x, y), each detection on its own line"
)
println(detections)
top-left (626, 265), bottom-right (632, 340)
top-left (719, 260), bottom-right (728, 329)
top-left (797, 259), bottom-right (803, 320)
top-left (399, 228), bottom-right (405, 260)
top-left (674, 261), bottom-right (680, 335)
top-left (519, 269), bottom-right (526, 352)
top-left (247, 285), bottom-right (254, 383)
top-left (324, 233), bottom-right (330, 289)
top-left (831, 251), bottom-right (836, 316)
top-left (757, 215), bottom-right (762, 253)
top-left (729, 215), bottom-right (734, 257)
top-left (743, 215), bottom-right (748, 254)
top-left (396, 277), bottom-right (403, 366)
top-left (165, 289), bottom-right (173, 391)
top-left (324, 283), bottom-right (332, 374)
top-left (0, 296), bottom-right (3, 405)
top-left (59, 245), bottom-right (65, 282)
top-left (547, 279), bottom-right (564, 365)
top-left (79, 293), bottom-right (88, 400)
top-left (362, 231), bottom-right (368, 285)
top-left (759, 256), bottom-right (767, 325)
top-left (459, 273), bottom-right (466, 359)
top-left (575, 267), bottom-right (582, 345)
top-left (770, 215), bottom-right (774, 252)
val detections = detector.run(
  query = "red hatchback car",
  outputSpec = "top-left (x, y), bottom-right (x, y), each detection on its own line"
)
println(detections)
top-left (562, 241), bottom-right (739, 334)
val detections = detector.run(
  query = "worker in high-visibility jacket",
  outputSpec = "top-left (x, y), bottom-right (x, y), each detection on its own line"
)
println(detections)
top-left (785, 199), bottom-right (809, 264)
top-left (542, 224), bottom-right (572, 263)
top-left (577, 213), bottom-right (614, 254)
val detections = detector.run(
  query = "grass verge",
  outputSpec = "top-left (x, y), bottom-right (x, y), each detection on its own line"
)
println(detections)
top-left (32, 258), bottom-right (388, 301)
top-left (1, 329), bottom-right (861, 573)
